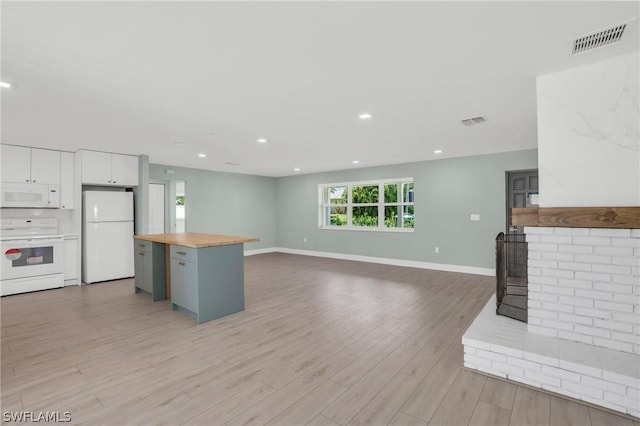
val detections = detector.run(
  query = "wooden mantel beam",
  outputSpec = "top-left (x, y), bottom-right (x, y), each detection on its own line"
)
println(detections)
top-left (511, 207), bottom-right (640, 229)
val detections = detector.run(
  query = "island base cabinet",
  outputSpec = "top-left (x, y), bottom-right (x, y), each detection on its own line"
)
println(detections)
top-left (134, 242), bottom-right (166, 301)
top-left (169, 243), bottom-right (245, 324)
top-left (170, 257), bottom-right (198, 314)
top-left (134, 250), bottom-right (152, 294)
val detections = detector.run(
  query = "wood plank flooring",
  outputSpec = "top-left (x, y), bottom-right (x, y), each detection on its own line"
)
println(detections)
top-left (1, 253), bottom-right (637, 425)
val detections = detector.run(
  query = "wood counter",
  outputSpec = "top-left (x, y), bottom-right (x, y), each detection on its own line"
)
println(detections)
top-left (133, 232), bottom-right (259, 248)
top-left (132, 233), bottom-right (259, 323)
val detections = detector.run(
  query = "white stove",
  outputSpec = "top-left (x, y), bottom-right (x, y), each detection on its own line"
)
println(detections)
top-left (1, 218), bottom-right (64, 296)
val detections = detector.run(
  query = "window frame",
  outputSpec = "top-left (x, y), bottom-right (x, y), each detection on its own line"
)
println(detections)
top-left (318, 177), bottom-right (414, 233)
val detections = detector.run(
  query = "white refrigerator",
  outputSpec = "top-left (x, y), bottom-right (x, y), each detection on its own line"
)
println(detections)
top-left (82, 191), bottom-right (134, 284)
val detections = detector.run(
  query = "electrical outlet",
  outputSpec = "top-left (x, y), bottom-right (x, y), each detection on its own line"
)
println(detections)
top-left (303, 237), bottom-right (307, 243)
top-left (470, 214), bottom-right (480, 221)
top-left (435, 247), bottom-right (439, 254)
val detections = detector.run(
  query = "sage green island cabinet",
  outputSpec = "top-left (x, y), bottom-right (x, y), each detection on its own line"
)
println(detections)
top-left (132, 233), bottom-right (259, 324)
top-left (133, 240), bottom-right (166, 301)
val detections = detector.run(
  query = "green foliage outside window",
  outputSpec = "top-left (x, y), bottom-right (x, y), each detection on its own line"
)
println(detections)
top-left (322, 180), bottom-right (414, 230)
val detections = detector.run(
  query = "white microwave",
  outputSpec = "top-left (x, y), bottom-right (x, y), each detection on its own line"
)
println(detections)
top-left (1, 183), bottom-right (60, 208)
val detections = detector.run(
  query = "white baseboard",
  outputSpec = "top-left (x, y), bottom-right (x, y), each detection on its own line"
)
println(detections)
top-left (245, 246), bottom-right (494, 277)
top-left (244, 247), bottom-right (279, 256)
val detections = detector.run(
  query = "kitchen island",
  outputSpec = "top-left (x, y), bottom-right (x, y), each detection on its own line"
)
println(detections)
top-left (133, 233), bottom-right (258, 323)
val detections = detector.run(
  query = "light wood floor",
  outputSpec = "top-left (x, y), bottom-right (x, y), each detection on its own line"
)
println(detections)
top-left (2, 253), bottom-right (638, 426)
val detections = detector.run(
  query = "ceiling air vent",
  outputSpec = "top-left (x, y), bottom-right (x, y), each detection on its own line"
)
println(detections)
top-left (572, 19), bottom-right (636, 55)
top-left (461, 116), bottom-right (486, 126)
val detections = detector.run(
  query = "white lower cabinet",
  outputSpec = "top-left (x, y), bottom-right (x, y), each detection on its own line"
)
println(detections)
top-left (64, 234), bottom-right (79, 285)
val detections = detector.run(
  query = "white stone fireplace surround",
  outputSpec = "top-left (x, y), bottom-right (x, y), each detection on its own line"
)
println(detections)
top-left (462, 226), bottom-right (639, 417)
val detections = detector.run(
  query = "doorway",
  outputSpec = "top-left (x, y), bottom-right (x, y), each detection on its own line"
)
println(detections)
top-left (175, 181), bottom-right (185, 233)
top-left (506, 169), bottom-right (539, 234)
top-left (148, 183), bottom-right (165, 234)
top-left (497, 169), bottom-right (538, 323)
top-left (148, 180), bottom-right (186, 234)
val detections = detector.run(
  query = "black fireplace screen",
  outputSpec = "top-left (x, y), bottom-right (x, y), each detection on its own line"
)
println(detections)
top-left (496, 232), bottom-right (528, 322)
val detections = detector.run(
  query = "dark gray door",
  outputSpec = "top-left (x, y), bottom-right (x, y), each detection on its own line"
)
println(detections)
top-left (507, 169), bottom-right (538, 234)
top-left (499, 169), bottom-right (538, 322)
top-left (506, 169), bottom-right (538, 279)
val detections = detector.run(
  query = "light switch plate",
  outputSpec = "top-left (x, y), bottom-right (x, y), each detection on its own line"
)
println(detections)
top-left (470, 214), bottom-right (480, 221)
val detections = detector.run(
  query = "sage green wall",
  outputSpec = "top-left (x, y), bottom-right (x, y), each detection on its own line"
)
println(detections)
top-left (149, 149), bottom-right (536, 269)
top-left (275, 149), bottom-right (538, 269)
top-left (148, 164), bottom-right (276, 250)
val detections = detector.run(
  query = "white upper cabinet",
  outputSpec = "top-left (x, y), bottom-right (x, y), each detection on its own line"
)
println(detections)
top-left (60, 152), bottom-right (75, 209)
top-left (1, 145), bottom-right (31, 183)
top-left (81, 150), bottom-right (138, 186)
top-left (111, 153), bottom-right (139, 187)
top-left (1, 145), bottom-right (60, 185)
top-left (31, 148), bottom-right (61, 184)
top-left (81, 150), bottom-right (112, 185)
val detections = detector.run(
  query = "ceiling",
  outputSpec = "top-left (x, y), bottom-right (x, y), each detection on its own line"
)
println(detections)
top-left (1, 1), bottom-right (638, 177)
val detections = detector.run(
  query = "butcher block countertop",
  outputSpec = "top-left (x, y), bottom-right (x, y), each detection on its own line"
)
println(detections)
top-left (133, 232), bottom-right (259, 248)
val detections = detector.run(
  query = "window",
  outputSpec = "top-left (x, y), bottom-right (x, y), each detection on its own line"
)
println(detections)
top-left (319, 178), bottom-right (414, 232)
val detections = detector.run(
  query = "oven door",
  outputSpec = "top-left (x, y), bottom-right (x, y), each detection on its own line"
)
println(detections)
top-left (1, 237), bottom-right (64, 280)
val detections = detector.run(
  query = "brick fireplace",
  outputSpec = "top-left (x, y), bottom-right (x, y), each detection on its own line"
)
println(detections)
top-left (463, 50), bottom-right (639, 417)
top-left (526, 226), bottom-right (639, 355)
top-left (463, 207), bottom-right (640, 417)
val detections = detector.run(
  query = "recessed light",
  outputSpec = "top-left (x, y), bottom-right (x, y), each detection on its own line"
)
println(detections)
top-left (0, 81), bottom-right (11, 89)
top-left (197, 153), bottom-right (207, 158)
top-left (293, 168), bottom-right (301, 172)
top-left (352, 160), bottom-right (360, 164)
top-left (257, 138), bottom-right (268, 143)
top-left (434, 150), bottom-right (443, 154)
top-left (358, 113), bottom-right (372, 119)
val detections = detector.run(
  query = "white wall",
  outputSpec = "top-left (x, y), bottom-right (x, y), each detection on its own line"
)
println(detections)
top-left (537, 52), bottom-right (639, 207)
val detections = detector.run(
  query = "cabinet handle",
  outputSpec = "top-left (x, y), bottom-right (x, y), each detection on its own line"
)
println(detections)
top-left (176, 251), bottom-right (186, 255)
top-left (138, 252), bottom-right (145, 256)
top-left (178, 261), bottom-right (186, 266)
top-left (26, 179), bottom-right (30, 182)
top-left (114, 181), bottom-right (117, 183)
top-left (138, 243), bottom-right (146, 247)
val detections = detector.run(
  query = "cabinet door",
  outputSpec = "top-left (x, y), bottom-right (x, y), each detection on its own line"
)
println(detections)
top-left (81, 150), bottom-right (112, 185)
top-left (1, 145), bottom-right (31, 183)
top-left (135, 250), bottom-right (152, 293)
top-left (64, 237), bottom-right (78, 281)
top-left (170, 258), bottom-right (198, 313)
top-left (111, 154), bottom-right (139, 186)
top-left (47, 185), bottom-right (60, 208)
top-left (31, 148), bottom-right (61, 185)
top-left (60, 152), bottom-right (74, 209)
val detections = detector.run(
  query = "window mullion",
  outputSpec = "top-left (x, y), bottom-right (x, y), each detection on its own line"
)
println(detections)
top-left (347, 186), bottom-right (353, 228)
top-left (378, 183), bottom-right (384, 229)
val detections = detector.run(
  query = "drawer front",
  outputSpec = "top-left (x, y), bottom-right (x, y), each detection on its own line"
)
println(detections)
top-left (170, 245), bottom-right (198, 263)
top-left (135, 240), bottom-right (152, 253)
